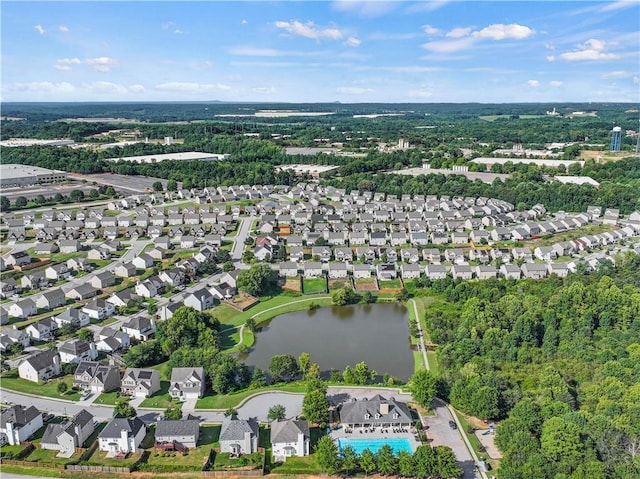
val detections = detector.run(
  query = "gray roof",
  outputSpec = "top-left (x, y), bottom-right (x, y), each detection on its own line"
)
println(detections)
top-left (270, 418), bottom-right (309, 444)
top-left (155, 419), bottom-right (200, 438)
top-left (339, 395), bottom-right (412, 425)
top-left (99, 416), bottom-right (145, 439)
top-left (0, 405), bottom-right (41, 428)
top-left (40, 408), bottom-right (93, 446)
top-left (219, 416), bottom-right (258, 441)
top-left (58, 339), bottom-right (91, 356)
top-left (170, 367), bottom-right (205, 386)
top-left (21, 349), bottom-right (59, 371)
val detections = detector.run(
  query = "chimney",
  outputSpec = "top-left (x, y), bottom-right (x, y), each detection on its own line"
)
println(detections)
top-left (380, 403), bottom-right (389, 415)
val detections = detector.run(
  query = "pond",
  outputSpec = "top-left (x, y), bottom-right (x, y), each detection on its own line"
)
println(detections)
top-left (243, 302), bottom-right (414, 381)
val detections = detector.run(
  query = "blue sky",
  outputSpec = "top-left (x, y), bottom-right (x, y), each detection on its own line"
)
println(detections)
top-left (2, 1), bottom-right (639, 102)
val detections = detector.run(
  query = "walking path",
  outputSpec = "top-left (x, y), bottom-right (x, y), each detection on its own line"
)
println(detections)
top-left (410, 298), bottom-right (430, 371)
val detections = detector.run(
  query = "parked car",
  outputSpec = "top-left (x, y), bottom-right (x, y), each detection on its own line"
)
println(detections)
top-left (80, 391), bottom-right (92, 401)
top-left (449, 420), bottom-right (457, 430)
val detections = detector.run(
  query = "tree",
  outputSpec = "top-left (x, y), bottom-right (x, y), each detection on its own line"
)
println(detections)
top-left (15, 196), bottom-right (27, 208)
top-left (359, 448), bottom-right (377, 476)
top-left (245, 318), bottom-right (258, 333)
top-left (376, 444), bottom-right (398, 476)
top-left (216, 249), bottom-right (232, 263)
top-left (124, 339), bottom-right (167, 368)
top-left (362, 291), bottom-right (375, 304)
top-left (434, 446), bottom-right (462, 478)
top-left (268, 404), bottom-right (287, 421)
top-left (541, 417), bottom-right (584, 469)
top-left (164, 403), bottom-right (183, 420)
top-left (156, 306), bottom-right (220, 355)
top-left (298, 352), bottom-right (311, 377)
top-left (57, 381), bottom-right (68, 395)
top-left (167, 178), bottom-right (178, 191)
top-left (250, 368), bottom-right (266, 388)
top-left (315, 435), bottom-right (341, 475)
top-left (114, 397), bottom-right (136, 418)
top-left (413, 445), bottom-right (437, 478)
top-left (224, 408), bottom-right (237, 417)
top-left (332, 286), bottom-right (357, 306)
top-left (223, 261), bottom-right (235, 272)
top-left (352, 361), bottom-right (376, 385)
top-left (398, 450), bottom-right (415, 477)
top-left (147, 302), bottom-right (157, 316)
top-left (410, 370), bottom-right (437, 408)
top-left (302, 388), bottom-right (330, 424)
top-left (237, 263), bottom-right (279, 296)
top-left (269, 354), bottom-right (299, 382)
top-left (341, 445), bottom-right (359, 477)
top-left (0, 196), bottom-right (10, 211)
top-left (69, 189), bottom-right (84, 202)
top-left (395, 287), bottom-right (410, 302)
top-left (152, 181), bottom-right (164, 192)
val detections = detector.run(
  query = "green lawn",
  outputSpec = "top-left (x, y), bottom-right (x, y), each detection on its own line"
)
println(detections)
top-left (378, 279), bottom-right (402, 289)
top-left (139, 381), bottom-right (172, 408)
top-left (269, 454), bottom-right (322, 474)
top-left (302, 278), bottom-right (327, 294)
top-left (196, 383), bottom-right (307, 410)
top-left (0, 371), bottom-right (81, 401)
top-left (213, 451), bottom-right (263, 470)
top-left (83, 449), bottom-right (143, 467)
top-left (93, 390), bottom-right (119, 406)
top-left (23, 447), bottom-right (83, 465)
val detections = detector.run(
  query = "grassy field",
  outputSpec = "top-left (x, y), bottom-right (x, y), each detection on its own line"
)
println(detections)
top-left (93, 390), bottom-right (119, 406)
top-left (0, 371), bottom-right (81, 401)
top-left (23, 447), bottom-right (83, 465)
top-left (141, 425), bottom-right (220, 472)
top-left (139, 381), bottom-right (172, 408)
top-left (378, 279), bottom-right (402, 289)
top-left (302, 277), bottom-right (327, 294)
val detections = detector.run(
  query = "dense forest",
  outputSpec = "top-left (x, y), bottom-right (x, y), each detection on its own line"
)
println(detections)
top-left (422, 252), bottom-right (640, 478)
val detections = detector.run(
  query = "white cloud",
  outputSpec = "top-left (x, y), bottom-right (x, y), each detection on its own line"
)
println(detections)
top-left (59, 25), bottom-right (69, 33)
top-left (337, 87), bottom-right (374, 94)
top-left (603, 70), bottom-right (635, 79)
top-left (129, 84), bottom-right (146, 93)
top-left (600, 0), bottom-right (639, 12)
top-left (85, 57), bottom-right (117, 72)
top-left (174, 29), bottom-right (184, 34)
top-left (5, 81), bottom-right (75, 93)
top-left (557, 39), bottom-right (620, 61)
top-left (549, 80), bottom-right (564, 87)
top-left (241, 19), bottom-right (247, 25)
top-left (344, 36), bottom-right (361, 47)
top-left (406, 0), bottom-right (451, 13)
top-left (446, 27), bottom-right (472, 38)
top-left (422, 25), bottom-right (441, 36)
top-left (85, 81), bottom-right (128, 94)
top-left (274, 20), bottom-right (344, 41)
top-left (34, 24), bottom-right (45, 35)
top-left (331, 1), bottom-right (398, 17)
top-left (155, 82), bottom-right (231, 94)
top-left (472, 24), bottom-right (535, 40)
top-left (634, 76), bottom-right (639, 84)
top-left (527, 80), bottom-right (540, 87)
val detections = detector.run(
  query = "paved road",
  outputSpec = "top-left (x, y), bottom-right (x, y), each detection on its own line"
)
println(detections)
top-left (422, 400), bottom-right (484, 479)
top-left (231, 216), bottom-right (254, 261)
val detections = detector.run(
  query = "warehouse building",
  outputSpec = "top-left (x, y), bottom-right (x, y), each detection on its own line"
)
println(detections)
top-left (0, 164), bottom-right (68, 187)
top-left (104, 151), bottom-right (230, 163)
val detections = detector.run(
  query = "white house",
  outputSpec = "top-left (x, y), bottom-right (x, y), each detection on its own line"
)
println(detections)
top-left (18, 350), bottom-right (61, 383)
top-left (58, 339), bottom-right (98, 364)
top-left (169, 367), bottom-right (206, 400)
top-left (121, 368), bottom-right (160, 398)
top-left (8, 298), bottom-right (36, 319)
top-left (270, 418), bottom-right (310, 462)
top-left (219, 415), bottom-right (259, 455)
top-left (0, 405), bottom-right (43, 446)
top-left (98, 416), bottom-right (146, 454)
top-left (40, 409), bottom-right (95, 455)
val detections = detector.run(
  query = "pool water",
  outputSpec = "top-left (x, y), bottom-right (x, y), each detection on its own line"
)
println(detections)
top-left (337, 437), bottom-right (414, 455)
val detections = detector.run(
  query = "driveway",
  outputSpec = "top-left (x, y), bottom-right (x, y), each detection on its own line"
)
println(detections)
top-left (422, 400), bottom-right (482, 479)
top-left (231, 216), bottom-right (254, 261)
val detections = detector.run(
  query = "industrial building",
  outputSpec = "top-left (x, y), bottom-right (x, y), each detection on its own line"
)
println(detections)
top-left (0, 164), bottom-right (68, 187)
top-left (104, 151), bottom-right (230, 163)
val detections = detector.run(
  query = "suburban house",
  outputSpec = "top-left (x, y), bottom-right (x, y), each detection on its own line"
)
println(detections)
top-left (25, 318), bottom-right (57, 341)
top-left (45, 264), bottom-right (71, 281)
top-left (96, 327), bottom-right (130, 353)
top-left (376, 263), bottom-right (397, 280)
top-left (90, 271), bottom-right (116, 290)
top-left (114, 262), bottom-right (137, 278)
top-left (8, 298), bottom-right (36, 319)
top-left (500, 264), bottom-right (522, 280)
top-left (219, 415), bottom-right (259, 455)
top-left (328, 262), bottom-right (348, 279)
top-left (303, 262), bottom-right (324, 278)
top-left (135, 276), bottom-right (164, 298)
top-left (278, 262), bottom-right (299, 278)
top-left (183, 288), bottom-right (215, 311)
top-left (339, 395), bottom-right (412, 429)
top-left (40, 409), bottom-right (95, 455)
top-left (0, 405), bottom-right (43, 446)
top-left (73, 361), bottom-right (121, 394)
top-left (0, 328), bottom-right (30, 352)
top-left (121, 316), bottom-right (156, 341)
top-left (107, 289), bottom-right (140, 309)
top-left (169, 367), bottom-right (206, 400)
top-left (98, 416), bottom-right (146, 454)
top-left (53, 308), bottom-right (90, 329)
top-left (521, 263), bottom-right (548, 279)
top-left (270, 418), bottom-right (310, 462)
top-left (35, 288), bottom-right (66, 310)
top-left (401, 263), bottom-right (421, 279)
top-left (65, 284), bottom-right (98, 301)
top-left (451, 264), bottom-right (474, 280)
top-left (352, 264), bottom-right (372, 279)
top-left (159, 301), bottom-right (183, 321)
top-left (58, 339), bottom-right (98, 364)
top-left (132, 254), bottom-right (154, 269)
top-left (4, 251), bottom-right (31, 267)
top-left (18, 349), bottom-right (62, 383)
top-left (159, 268), bottom-right (185, 288)
top-left (155, 418), bottom-right (201, 449)
top-left (121, 368), bottom-right (160, 398)
top-left (82, 298), bottom-right (116, 321)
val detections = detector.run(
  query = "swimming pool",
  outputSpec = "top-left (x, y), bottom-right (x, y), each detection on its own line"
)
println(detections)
top-left (337, 437), bottom-right (414, 455)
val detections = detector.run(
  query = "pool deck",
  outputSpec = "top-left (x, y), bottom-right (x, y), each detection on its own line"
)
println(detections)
top-left (330, 426), bottom-right (422, 452)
